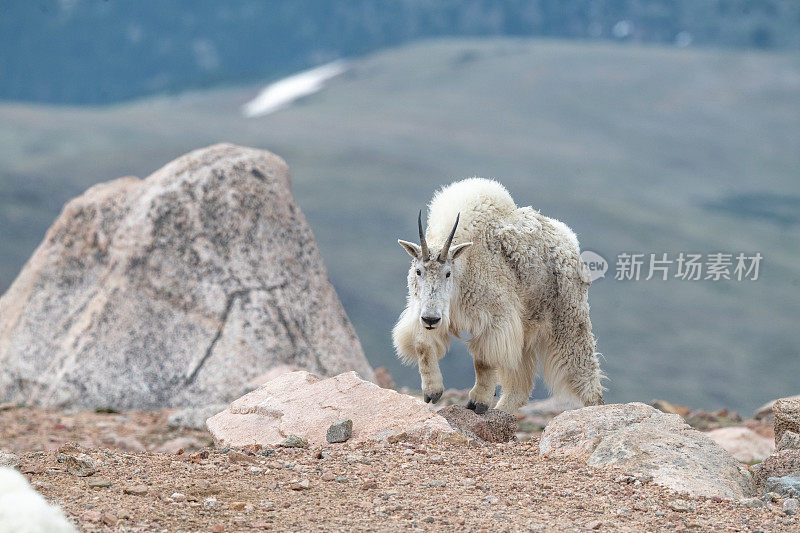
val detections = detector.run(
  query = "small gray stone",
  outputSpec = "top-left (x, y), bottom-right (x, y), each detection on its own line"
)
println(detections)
top-left (203, 497), bottom-right (219, 510)
top-left (765, 475), bottom-right (800, 498)
top-left (326, 418), bottom-right (353, 443)
top-left (88, 477), bottom-right (112, 488)
top-left (0, 450), bottom-right (20, 468)
top-left (667, 499), bottom-right (692, 513)
top-left (739, 497), bottom-right (765, 508)
top-left (62, 453), bottom-right (96, 477)
top-left (783, 498), bottom-right (798, 516)
top-left (279, 434), bottom-right (308, 448)
top-left (778, 431), bottom-right (800, 452)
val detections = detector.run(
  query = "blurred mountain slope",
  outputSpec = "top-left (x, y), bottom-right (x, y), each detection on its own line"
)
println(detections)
top-left (2, 0), bottom-right (800, 103)
top-left (0, 38), bottom-right (798, 411)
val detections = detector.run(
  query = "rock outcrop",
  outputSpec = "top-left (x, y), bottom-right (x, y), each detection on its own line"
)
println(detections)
top-left (540, 402), bottom-right (754, 498)
top-left (207, 371), bottom-right (455, 447)
top-left (774, 398), bottom-right (800, 448)
top-left (754, 450), bottom-right (800, 490)
top-left (0, 144), bottom-right (372, 409)
top-left (705, 426), bottom-right (774, 463)
top-left (754, 394), bottom-right (800, 421)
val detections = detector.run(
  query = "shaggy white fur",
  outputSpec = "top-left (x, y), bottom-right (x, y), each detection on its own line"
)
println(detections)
top-left (0, 467), bottom-right (75, 533)
top-left (393, 178), bottom-right (605, 413)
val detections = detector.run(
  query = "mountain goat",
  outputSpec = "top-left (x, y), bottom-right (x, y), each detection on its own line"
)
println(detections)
top-left (393, 178), bottom-right (605, 414)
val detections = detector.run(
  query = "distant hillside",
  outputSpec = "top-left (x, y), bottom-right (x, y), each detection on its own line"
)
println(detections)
top-left (0, 38), bottom-right (798, 412)
top-left (2, 0), bottom-right (800, 104)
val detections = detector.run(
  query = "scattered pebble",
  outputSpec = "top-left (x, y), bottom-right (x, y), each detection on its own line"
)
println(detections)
top-left (170, 492), bottom-right (187, 502)
top-left (279, 435), bottom-right (309, 449)
top-left (326, 418), bottom-right (353, 443)
top-left (291, 479), bottom-right (311, 490)
top-left (88, 477), bottom-right (112, 488)
top-left (739, 497), bottom-right (765, 508)
top-left (62, 453), bottom-right (97, 477)
top-left (122, 484), bottom-right (148, 496)
top-left (227, 449), bottom-right (255, 464)
top-left (80, 510), bottom-right (102, 522)
top-left (0, 450), bottom-right (20, 468)
top-left (204, 497), bottom-right (220, 510)
top-left (428, 454), bottom-right (445, 465)
top-left (668, 499), bottom-right (692, 513)
top-left (321, 471), bottom-right (336, 482)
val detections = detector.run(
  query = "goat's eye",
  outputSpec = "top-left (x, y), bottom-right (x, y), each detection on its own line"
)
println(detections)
top-left (416, 269), bottom-right (421, 276)
top-left (445, 271), bottom-right (451, 278)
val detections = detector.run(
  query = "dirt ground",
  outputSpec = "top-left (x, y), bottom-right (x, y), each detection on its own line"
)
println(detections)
top-left (1, 405), bottom-right (795, 532)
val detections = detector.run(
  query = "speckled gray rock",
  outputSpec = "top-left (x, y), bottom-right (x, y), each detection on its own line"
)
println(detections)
top-left (753, 449), bottom-right (800, 489)
top-left (327, 418), bottom-right (353, 443)
top-left (774, 398), bottom-right (800, 448)
top-left (784, 498), bottom-right (799, 515)
top-left (59, 453), bottom-right (96, 477)
top-left (779, 431), bottom-right (800, 452)
top-left (540, 402), bottom-right (754, 499)
top-left (0, 450), bottom-right (20, 468)
top-left (0, 144), bottom-right (372, 409)
top-left (765, 475), bottom-right (800, 498)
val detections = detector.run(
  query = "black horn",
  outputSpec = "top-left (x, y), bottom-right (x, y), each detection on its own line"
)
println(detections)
top-left (438, 213), bottom-right (460, 262)
top-left (418, 210), bottom-right (430, 261)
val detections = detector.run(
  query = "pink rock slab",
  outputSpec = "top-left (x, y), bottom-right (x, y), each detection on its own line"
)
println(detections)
top-left (206, 371), bottom-right (455, 447)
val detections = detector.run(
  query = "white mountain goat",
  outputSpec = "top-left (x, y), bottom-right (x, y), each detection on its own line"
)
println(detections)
top-left (0, 467), bottom-right (76, 533)
top-left (393, 178), bottom-right (605, 414)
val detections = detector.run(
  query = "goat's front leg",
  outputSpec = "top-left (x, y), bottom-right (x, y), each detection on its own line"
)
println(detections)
top-left (418, 348), bottom-right (444, 404)
top-left (467, 358), bottom-right (495, 414)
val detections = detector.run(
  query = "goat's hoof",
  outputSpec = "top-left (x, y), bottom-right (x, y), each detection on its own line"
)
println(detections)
top-left (424, 391), bottom-right (442, 404)
top-left (466, 400), bottom-right (488, 414)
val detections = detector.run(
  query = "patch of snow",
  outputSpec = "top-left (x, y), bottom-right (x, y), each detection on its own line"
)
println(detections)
top-left (242, 60), bottom-right (348, 118)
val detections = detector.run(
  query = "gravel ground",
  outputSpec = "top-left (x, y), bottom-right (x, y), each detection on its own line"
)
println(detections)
top-left (1, 406), bottom-right (796, 532)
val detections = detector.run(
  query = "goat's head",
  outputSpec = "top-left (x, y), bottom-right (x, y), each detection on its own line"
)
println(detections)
top-left (398, 211), bottom-right (472, 331)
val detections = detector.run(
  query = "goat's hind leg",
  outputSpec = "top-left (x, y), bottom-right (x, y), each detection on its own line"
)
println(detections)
top-left (543, 319), bottom-right (605, 407)
top-left (495, 354), bottom-right (536, 414)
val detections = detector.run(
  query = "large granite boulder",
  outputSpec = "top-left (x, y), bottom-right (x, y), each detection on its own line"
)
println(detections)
top-left (206, 371), bottom-right (456, 447)
top-left (540, 402), bottom-right (754, 498)
top-left (0, 144), bottom-right (372, 409)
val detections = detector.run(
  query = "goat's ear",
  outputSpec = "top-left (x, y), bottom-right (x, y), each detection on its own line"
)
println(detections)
top-left (449, 242), bottom-right (473, 260)
top-left (398, 240), bottom-right (421, 259)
